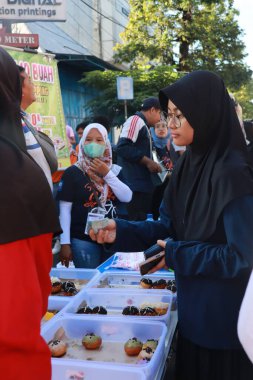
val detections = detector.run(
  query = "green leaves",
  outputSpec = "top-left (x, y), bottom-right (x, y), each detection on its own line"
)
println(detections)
top-left (114, 0), bottom-right (252, 90)
top-left (80, 66), bottom-right (181, 126)
top-left (80, 0), bottom-right (253, 120)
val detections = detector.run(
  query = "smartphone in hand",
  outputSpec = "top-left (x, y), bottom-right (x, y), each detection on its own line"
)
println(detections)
top-left (139, 237), bottom-right (171, 275)
top-left (139, 251), bottom-right (165, 275)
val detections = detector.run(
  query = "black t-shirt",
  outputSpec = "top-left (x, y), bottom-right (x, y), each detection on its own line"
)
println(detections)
top-left (57, 165), bottom-right (118, 241)
top-left (155, 142), bottom-right (181, 170)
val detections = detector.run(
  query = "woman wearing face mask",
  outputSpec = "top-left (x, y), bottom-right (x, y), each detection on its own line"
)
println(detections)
top-left (57, 123), bottom-right (132, 268)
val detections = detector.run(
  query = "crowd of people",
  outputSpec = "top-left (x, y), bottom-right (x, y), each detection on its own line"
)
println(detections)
top-left (54, 96), bottom-right (182, 265)
top-left (1, 45), bottom-right (253, 379)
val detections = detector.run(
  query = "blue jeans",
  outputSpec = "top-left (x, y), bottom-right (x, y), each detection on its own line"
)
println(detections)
top-left (71, 238), bottom-right (103, 268)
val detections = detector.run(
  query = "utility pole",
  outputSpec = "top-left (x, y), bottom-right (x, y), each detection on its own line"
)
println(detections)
top-left (97, 0), bottom-right (103, 59)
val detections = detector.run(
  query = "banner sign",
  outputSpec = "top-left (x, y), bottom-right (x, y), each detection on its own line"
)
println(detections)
top-left (0, 32), bottom-right (39, 48)
top-left (8, 47), bottom-right (70, 168)
top-left (0, 0), bottom-right (66, 22)
top-left (116, 76), bottom-right (134, 100)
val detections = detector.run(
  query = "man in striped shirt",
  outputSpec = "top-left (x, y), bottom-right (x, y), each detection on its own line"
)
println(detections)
top-left (19, 66), bottom-right (53, 191)
top-left (117, 97), bottom-right (162, 220)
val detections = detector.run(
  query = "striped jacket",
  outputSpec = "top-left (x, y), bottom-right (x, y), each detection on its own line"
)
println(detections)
top-left (116, 112), bottom-right (155, 193)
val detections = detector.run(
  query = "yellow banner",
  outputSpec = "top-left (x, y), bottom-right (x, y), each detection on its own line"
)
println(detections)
top-left (7, 46), bottom-right (70, 169)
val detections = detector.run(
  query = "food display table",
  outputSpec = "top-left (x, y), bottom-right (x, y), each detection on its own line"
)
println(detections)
top-left (43, 256), bottom-right (178, 380)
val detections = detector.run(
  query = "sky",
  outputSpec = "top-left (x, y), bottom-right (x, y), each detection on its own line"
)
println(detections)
top-left (233, 0), bottom-right (253, 70)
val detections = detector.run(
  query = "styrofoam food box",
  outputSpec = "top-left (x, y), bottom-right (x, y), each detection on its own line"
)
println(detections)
top-left (42, 315), bottom-right (167, 380)
top-left (63, 288), bottom-right (172, 324)
top-left (50, 362), bottom-right (145, 380)
top-left (50, 268), bottom-right (100, 301)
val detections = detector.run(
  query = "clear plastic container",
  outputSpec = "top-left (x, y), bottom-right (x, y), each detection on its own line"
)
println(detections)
top-left (42, 315), bottom-right (167, 380)
top-left (50, 268), bottom-right (100, 301)
top-left (41, 297), bottom-right (70, 327)
top-left (63, 288), bottom-right (172, 324)
top-left (85, 271), bottom-right (177, 311)
top-left (86, 271), bottom-right (175, 291)
top-left (51, 362), bottom-right (145, 380)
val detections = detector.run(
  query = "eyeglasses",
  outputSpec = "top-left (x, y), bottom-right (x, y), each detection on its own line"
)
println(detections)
top-left (162, 111), bottom-right (185, 129)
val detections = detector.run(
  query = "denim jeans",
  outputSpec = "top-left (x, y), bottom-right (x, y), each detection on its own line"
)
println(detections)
top-left (71, 238), bottom-right (103, 268)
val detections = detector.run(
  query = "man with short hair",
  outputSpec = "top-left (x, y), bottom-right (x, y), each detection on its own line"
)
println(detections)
top-left (76, 121), bottom-right (87, 140)
top-left (117, 97), bottom-right (162, 220)
top-left (69, 121), bottom-right (87, 165)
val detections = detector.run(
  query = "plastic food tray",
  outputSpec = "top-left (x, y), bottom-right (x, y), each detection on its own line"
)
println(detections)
top-left (50, 362), bottom-right (145, 380)
top-left (49, 268), bottom-right (100, 301)
top-left (63, 288), bottom-right (172, 324)
top-left (85, 271), bottom-right (177, 310)
top-left (41, 315), bottom-right (167, 380)
top-left (41, 297), bottom-right (70, 327)
top-left (85, 271), bottom-right (175, 291)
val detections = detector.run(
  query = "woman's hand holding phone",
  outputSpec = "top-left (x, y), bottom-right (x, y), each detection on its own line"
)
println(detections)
top-left (141, 239), bottom-right (168, 275)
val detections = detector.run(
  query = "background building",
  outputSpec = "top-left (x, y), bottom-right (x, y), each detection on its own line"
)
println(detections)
top-left (10, 0), bottom-right (130, 131)
top-left (56, 0), bottom-right (129, 65)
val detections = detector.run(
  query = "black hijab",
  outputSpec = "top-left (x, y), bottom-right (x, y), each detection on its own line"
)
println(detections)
top-left (0, 47), bottom-right (61, 244)
top-left (159, 70), bottom-right (253, 241)
top-left (0, 48), bottom-right (26, 151)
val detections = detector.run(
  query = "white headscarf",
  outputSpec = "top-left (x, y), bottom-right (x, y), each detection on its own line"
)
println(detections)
top-left (76, 123), bottom-right (112, 207)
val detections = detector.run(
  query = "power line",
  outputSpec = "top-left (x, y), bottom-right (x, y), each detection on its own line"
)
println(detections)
top-left (70, 1), bottom-right (114, 41)
top-left (25, 22), bottom-right (94, 55)
top-left (13, 0), bottom-right (128, 59)
top-left (80, 0), bottom-right (128, 29)
top-left (66, 10), bottom-right (100, 46)
top-left (68, 1), bottom-right (122, 58)
top-left (66, 10), bottom-right (113, 58)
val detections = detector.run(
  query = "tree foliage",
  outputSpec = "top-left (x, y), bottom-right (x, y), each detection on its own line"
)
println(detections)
top-left (114, 0), bottom-right (252, 90)
top-left (231, 79), bottom-right (253, 119)
top-left (80, 66), bottom-right (182, 126)
top-left (80, 0), bottom-right (253, 123)
top-left (81, 67), bottom-right (253, 123)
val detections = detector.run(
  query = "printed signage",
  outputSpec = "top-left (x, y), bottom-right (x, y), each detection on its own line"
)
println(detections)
top-left (0, 0), bottom-right (66, 22)
top-left (0, 32), bottom-right (39, 48)
top-left (116, 76), bottom-right (134, 100)
top-left (8, 47), bottom-right (70, 168)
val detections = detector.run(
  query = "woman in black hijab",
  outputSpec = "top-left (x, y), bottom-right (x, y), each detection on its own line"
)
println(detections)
top-left (157, 70), bottom-right (253, 379)
top-left (0, 47), bottom-right (60, 379)
top-left (89, 70), bottom-right (253, 379)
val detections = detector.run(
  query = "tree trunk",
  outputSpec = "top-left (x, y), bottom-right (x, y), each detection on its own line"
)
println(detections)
top-left (178, 8), bottom-right (192, 72)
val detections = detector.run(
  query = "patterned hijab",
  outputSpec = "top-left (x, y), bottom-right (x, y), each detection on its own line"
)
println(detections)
top-left (75, 123), bottom-right (112, 207)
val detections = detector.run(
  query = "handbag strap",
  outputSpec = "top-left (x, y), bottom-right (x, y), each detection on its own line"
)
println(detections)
top-left (22, 116), bottom-right (38, 136)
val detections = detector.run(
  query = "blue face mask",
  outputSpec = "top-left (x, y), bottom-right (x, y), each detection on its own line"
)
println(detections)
top-left (83, 142), bottom-right (106, 158)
